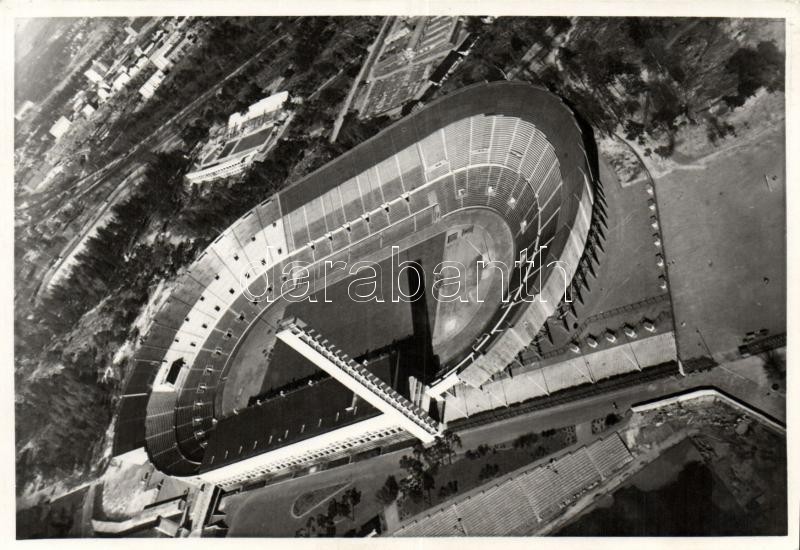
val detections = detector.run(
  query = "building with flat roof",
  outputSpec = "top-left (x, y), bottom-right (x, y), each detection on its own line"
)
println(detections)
top-left (81, 103), bottom-right (96, 118)
top-left (112, 72), bottom-right (132, 92)
top-left (84, 59), bottom-right (110, 85)
top-left (186, 92), bottom-right (289, 184)
top-left (139, 70), bottom-right (166, 100)
top-left (48, 116), bottom-right (71, 140)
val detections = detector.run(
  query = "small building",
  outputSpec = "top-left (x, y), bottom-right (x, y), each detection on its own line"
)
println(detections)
top-left (112, 72), bottom-right (132, 92)
top-left (139, 70), bottom-right (166, 100)
top-left (49, 116), bottom-right (72, 140)
top-left (81, 103), bottom-right (96, 118)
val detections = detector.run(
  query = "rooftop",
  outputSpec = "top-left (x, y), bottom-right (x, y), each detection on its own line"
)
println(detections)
top-left (200, 355), bottom-right (394, 472)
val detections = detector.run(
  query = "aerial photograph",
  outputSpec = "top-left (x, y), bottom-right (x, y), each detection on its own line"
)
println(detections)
top-left (12, 12), bottom-right (789, 540)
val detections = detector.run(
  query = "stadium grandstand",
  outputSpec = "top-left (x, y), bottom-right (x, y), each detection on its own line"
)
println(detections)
top-left (113, 81), bottom-right (610, 488)
top-left (185, 92), bottom-right (289, 184)
top-left (390, 433), bottom-right (633, 536)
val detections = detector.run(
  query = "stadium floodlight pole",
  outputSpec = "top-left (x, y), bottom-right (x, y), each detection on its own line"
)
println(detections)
top-left (623, 331), bottom-right (642, 371)
top-left (581, 352), bottom-right (596, 384)
top-left (696, 327), bottom-right (713, 358)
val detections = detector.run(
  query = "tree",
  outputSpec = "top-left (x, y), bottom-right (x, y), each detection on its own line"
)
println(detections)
top-left (315, 513), bottom-right (336, 537)
top-left (438, 430), bottom-right (462, 464)
top-left (723, 41), bottom-right (784, 107)
top-left (328, 495), bottom-right (350, 521)
top-left (398, 455), bottom-right (426, 502)
top-left (513, 432), bottom-right (539, 449)
top-left (375, 475), bottom-right (399, 506)
top-left (327, 497), bottom-right (339, 519)
top-left (421, 470), bottom-right (437, 504)
top-left (343, 487), bottom-right (361, 520)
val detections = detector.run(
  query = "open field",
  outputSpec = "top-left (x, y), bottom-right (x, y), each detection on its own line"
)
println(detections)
top-left (656, 123), bottom-right (785, 361)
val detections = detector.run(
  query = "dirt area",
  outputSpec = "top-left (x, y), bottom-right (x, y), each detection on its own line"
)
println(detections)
top-left (672, 90), bottom-right (784, 163)
top-left (627, 400), bottom-right (786, 533)
top-left (656, 122), bottom-right (785, 360)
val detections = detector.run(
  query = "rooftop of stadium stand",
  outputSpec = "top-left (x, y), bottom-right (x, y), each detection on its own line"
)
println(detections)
top-left (115, 80), bottom-right (599, 477)
top-left (201, 354), bottom-right (394, 472)
top-left (280, 80), bottom-right (592, 212)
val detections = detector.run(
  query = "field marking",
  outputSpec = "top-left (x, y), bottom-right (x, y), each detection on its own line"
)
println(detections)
top-left (289, 481), bottom-right (352, 519)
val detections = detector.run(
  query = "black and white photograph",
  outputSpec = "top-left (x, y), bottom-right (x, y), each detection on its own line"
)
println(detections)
top-left (7, 2), bottom-right (796, 544)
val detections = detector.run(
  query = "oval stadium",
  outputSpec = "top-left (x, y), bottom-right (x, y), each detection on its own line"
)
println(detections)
top-left (113, 81), bottom-right (604, 488)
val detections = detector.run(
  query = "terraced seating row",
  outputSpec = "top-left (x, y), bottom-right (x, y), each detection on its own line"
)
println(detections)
top-left (393, 435), bottom-right (631, 536)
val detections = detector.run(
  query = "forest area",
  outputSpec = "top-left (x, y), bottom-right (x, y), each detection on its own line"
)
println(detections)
top-left (447, 17), bottom-right (784, 156)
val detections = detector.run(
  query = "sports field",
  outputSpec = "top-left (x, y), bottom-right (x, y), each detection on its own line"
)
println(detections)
top-left (431, 209), bottom-right (515, 365)
top-left (232, 126), bottom-right (273, 154)
top-left (656, 123), bottom-right (785, 361)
